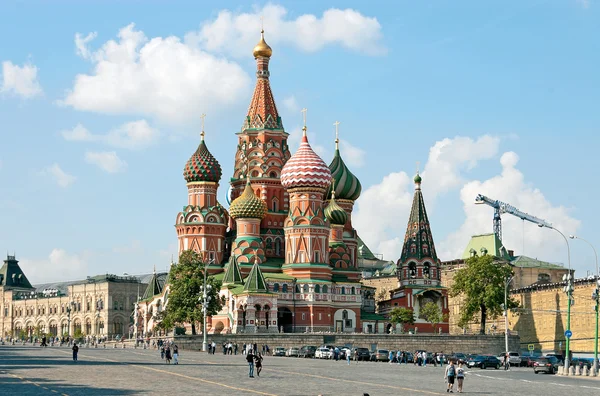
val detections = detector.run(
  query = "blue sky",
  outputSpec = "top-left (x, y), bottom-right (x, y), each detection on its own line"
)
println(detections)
top-left (1, 0), bottom-right (598, 283)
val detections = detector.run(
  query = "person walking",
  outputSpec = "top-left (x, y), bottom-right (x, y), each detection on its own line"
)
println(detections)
top-left (444, 360), bottom-right (456, 393)
top-left (347, 350), bottom-right (351, 365)
top-left (165, 346), bottom-right (172, 364)
top-left (354, 349), bottom-right (359, 364)
top-left (504, 352), bottom-right (510, 371)
top-left (396, 350), bottom-right (402, 365)
top-left (456, 361), bottom-right (465, 393)
top-left (246, 350), bottom-right (255, 378)
top-left (173, 344), bottom-right (179, 365)
top-left (254, 352), bottom-right (263, 377)
top-left (234, 343), bottom-right (238, 355)
top-left (160, 345), bottom-right (165, 360)
top-left (212, 341), bottom-right (216, 355)
top-left (72, 343), bottom-right (79, 362)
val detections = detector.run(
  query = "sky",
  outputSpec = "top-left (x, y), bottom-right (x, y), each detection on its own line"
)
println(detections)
top-left (1, 0), bottom-right (599, 283)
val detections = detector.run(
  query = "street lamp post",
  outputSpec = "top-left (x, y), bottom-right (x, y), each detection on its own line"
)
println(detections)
top-left (199, 258), bottom-right (214, 352)
top-left (570, 234), bottom-right (599, 374)
top-left (503, 275), bottom-right (514, 355)
top-left (539, 224), bottom-right (572, 371)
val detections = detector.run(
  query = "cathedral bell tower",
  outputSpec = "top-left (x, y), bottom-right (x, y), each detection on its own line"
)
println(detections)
top-left (230, 30), bottom-right (290, 261)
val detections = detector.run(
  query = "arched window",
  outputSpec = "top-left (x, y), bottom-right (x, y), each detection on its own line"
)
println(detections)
top-left (314, 285), bottom-right (321, 293)
top-left (423, 263), bottom-right (431, 278)
top-left (275, 239), bottom-right (281, 256)
top-left (282, 284), bottom-right (288, 293)
top-left (273, 283), bottom-right (280, 292)
top-left (322, 285), bottom-right (328, 293)
top-left (342, 310), bottom-right (348, 320)
top-left (409, 262), bottom-right (417, 278)
top-left (351, 287), bottom-right (355, 295)
top-left (295, 284), bottom-right (300, 293)
top-left (341, 287), bottom-right (346, 295)
top-left (302, 284), bottom-right (308, 293)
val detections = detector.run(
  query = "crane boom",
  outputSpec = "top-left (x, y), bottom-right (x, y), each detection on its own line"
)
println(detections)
top-left (475, 194), bottom-right (552, 241)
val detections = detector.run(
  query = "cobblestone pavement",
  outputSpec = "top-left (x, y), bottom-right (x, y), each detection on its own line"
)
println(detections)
top-left (1, 345), bottom-right (600, 395)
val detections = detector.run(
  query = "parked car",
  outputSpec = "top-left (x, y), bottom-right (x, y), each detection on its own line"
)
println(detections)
top-left (315, 347), bottom-right (332, 359)
top-left (352, 347), bottom-right (371, 361)
top-left (571, 358), bottom-right (593, 370)
top-left (466, 355), bottom-right (501, 369)
top-left (545, 353), bottom-right (564, 364)
top-left (534, 356), bottom-right (560, 374)
top-left (299, 346), bottom-right (316, 358)
top-left (370, 349), bottom-right (390, 362)
top-left (286, 347), bottom-right (300, 357)
top-left (273, 347), bottom-right (287, 357)
top-left (524, 355), bottom-right (542, 367)
top-left (507, 351), bottom-right (522, 367)
top-left (335, 346), bottom-right (347, 359)
top-left (449, 353), bottom-right (467, 362)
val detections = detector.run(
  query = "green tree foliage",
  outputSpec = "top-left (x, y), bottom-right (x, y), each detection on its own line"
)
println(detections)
top-left (420, 301), bottom-right (447, 333)
top-left (162, 250), bottom-right (223, 335)
top-left (389, 307), bottom-right (415, 333)
top-left (73, 328), bottom-right (84, 341)
top-left (450, 255), bottom-right (518, 334)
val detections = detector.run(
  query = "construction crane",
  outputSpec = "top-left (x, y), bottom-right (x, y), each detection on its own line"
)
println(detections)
top-left (475, 194), bottom-right (552, 241)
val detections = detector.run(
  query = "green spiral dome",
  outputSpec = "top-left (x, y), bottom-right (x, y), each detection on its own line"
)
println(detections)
top-left (328, 148), bottom-right (361, 201)
top-left (183, 137), bottom-right (222, 183)
top-left (325, 194), bottom-right (348, 226)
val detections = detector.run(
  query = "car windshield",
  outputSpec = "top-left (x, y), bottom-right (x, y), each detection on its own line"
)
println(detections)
top-left (509, 353), bottom-right (519, 356)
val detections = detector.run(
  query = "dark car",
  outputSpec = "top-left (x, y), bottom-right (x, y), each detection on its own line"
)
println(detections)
top-left (467, 355), bottom-right (501, 369)
top-left (571, 358), bottom-right (593, 370)
top-left (299, 346), bottom-right (317, 358)
top-left (534, 356), bottom-right (559, 374)
top-left (352, 347), bottom-right (371, 361)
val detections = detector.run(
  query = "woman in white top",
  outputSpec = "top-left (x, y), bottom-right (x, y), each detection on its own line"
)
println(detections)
top-left (456, 361), bottom-right (466, 393)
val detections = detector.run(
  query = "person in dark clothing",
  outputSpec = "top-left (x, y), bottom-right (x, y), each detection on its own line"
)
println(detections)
top-left (246, 351), bottom-right (255, 378)
top-left (253, 343), bottom-right (257, 354)
top-left (254, 352), bottom-right (263, 377)
top-left (234, 344), bottom-right (238, 355)
top-left (41, 336), bottom-right (47, 347)
top-left (165, 346), bottom-right (172, 364)
top-left (72, 343), bottom-right (79, 361)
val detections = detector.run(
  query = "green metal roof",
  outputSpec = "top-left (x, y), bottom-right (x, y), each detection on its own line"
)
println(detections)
top-left (243, 261), bottom-right (268, 293)
top-left (360, 310), bottom-right (386, 321)
top-left (263, 273), bottom-right (295, 281)
top-left (222, 255), bottom-right (243, 285)
top-left (0, 255), bottom-right (33, 290)
top-left (461, 233), bottom-right (511, 260)
top-left (141, 271), bottom-right (164, 300)
top-left (357, 235), bottom-right (377, 260)
top-left (511, 255), bottom-right (565, 269)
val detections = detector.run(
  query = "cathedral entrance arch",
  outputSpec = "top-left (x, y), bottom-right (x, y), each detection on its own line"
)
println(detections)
top-left (277, 307), bottom-right (292, 332)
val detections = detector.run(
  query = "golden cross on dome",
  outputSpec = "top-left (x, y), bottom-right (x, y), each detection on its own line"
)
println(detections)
top-left (200, 113), bottom-right (206, 140)
top-left (301, 108), bottom-right (308, 136)
top-left (416, 161), bottom-right (420, 174)
top-left (334, 121), bottom-right (340, 149)
top-left (260, 15), bottom-right (264, 33)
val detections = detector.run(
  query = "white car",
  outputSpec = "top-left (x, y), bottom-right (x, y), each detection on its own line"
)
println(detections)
top-left (507, 351), bottom-right (522, 366)
top-left (315, 347), bottom-right (332, 359)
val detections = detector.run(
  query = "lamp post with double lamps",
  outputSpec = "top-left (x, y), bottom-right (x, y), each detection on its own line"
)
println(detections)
top-left (503, 275), bottom-right (514, 355)
top-left (538, 224), bottom-right (572, 371)
top-left (199, 258), bottom-right (214, 352)
top-left (570, 234), bottom-right (599, 374)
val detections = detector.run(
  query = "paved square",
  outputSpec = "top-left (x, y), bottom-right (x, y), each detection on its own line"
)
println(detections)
top-left (1, 345), bottom-right (599, 395)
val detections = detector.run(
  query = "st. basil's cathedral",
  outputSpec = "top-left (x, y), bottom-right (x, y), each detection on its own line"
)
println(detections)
top-left (167, 30), bottom-right (448, 334)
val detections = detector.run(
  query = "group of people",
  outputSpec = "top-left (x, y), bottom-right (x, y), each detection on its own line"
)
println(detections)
top-left (443, 360), bottom-right (466, 393)
top-left (157, 339), bottom-right (179, 364)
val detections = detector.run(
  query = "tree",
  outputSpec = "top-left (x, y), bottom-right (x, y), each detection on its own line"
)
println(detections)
top-left (162, 250), bottom-right (223, 335)
top-left (389, 307), bottom-right (415, 333)
top-left (450, 255), bottom-right (518, 334)
top-left (420, 301), bottom-right (447, 333)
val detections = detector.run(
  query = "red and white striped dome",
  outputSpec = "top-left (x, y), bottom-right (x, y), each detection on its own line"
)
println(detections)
top-left (281, 134), bottom-right (332, 189)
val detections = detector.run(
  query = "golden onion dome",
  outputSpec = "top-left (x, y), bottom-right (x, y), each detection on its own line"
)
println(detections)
top-left (253, 30), bottom-right (273, 58)
top-left (229, 178), bottom-right (268, 220)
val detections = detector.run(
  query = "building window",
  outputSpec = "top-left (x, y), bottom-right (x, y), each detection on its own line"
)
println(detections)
top-left (322, 285), bottom-right (328, 293)
top-left (314, 285), bottom-right (321, 293)
top-left (318, 313), bottom-right (322, 320)
top-left (314, 251), bottom-right (320, 262)
top-left (282, 284), bottom-right (288, 293)
top-left (351, 287), bottom-right (355, 295)
top-left (302, 313), bottom-right (306, 320)
top-left (275, 239), bottom-right (281, 256)
top-left (272, 198), bottom-right (278, 212)
top-left (302, 284), bottom-right (308, 293)
top-left (273, 283), bottom-right (280, 292)
top-left (341, 287), bottom-right (346, 295)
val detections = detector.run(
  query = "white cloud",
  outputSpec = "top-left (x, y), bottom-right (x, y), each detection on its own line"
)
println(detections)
top-left (339, 140), bottom-right (366, 168)
top-left (185, 4), bottom-right (385, 57)
top-left (20, 249), bottom-right (89, 283)
top-left (75, 32), bottom-right (98, 60)
top-left (438, 152), bottom-right (581, 265)
top-left (354, 135), bottom-right (500, 261)
top-left (421, 135), bottom-right (500, 198)
top-left (41, 163), bottom-right (76, 187)
top-left (60, 23), bottom-right (251, 124)
top-left (62, 120), bottom-right (159, 150)
top-left (282, 95), bottom-right (299, 112)
top-left (1, 60), bottom-right (43, 98)
top-left (85, 151), bottom-right (127, 173)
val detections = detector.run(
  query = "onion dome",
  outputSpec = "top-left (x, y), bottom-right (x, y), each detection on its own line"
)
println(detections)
top-left (281, 131), bottom-right (332, 189)
top-left (324, 189), bottom-right (348, 226)
top-left (414, 172), bottom-right (422, 184)
top-left (253, 30), bottom-right (272, 58)
top-left (183, 133), bottom-right (222, 183)
top-left (329, 147), bottom-right (362, 201)
top-left (229, 178), bottom-right (268, 220)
